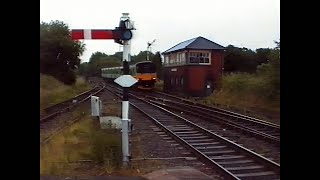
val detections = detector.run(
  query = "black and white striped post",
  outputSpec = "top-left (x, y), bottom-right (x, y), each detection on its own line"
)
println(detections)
top-left (113, 13), bottom-right (137, 166)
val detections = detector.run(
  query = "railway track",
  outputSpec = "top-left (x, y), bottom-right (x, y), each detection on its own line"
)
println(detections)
top-left (40, 82), bottom-right (106, 144)
top-left (133, 89), bottom-right (280, 164)
top-left (154, 91), bottom-right (279, 126)
top-left (40, 82), bottom-right (106, 123)
top-left (132, 90), bottom-right (280, 144)
top-left (106, 85), bottom-right (280, 180)
top-left (146, 96), bottom-right (279, 144)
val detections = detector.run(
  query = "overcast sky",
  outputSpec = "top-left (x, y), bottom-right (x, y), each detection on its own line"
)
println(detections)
top-left (40, 0), bottom-right (280, 63)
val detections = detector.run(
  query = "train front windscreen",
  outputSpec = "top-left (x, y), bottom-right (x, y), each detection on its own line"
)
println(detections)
top-left (136, 63), bottom-right (156, 73)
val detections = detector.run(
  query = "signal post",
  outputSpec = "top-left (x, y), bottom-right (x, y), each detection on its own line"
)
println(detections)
top-left (71, 13), bottom-right (137, 166)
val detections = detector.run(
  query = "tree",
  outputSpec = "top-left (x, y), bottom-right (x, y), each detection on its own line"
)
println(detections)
top-left (224, 45), bottom-right (258, 73)
top-left (89, 52), bottom-right (108, 65)
top-left (255, 48), bottom-right (272, 65)
top-left (79, 50), bottom-right (159, 77)
top-left (78, 51), bottom-right (122, 77)
top-left (256, 40), bottom-right (280, 99)
top-left (150, 51), bottom-right (163, 79)
top-left (40, 20), bottom-right (85, 85)
top-left (275, 40), bottom-right (280, 50)
top-left (110, 51), bottom-right (123, 60)
top-left (131, 51), bottom-right (154, 64)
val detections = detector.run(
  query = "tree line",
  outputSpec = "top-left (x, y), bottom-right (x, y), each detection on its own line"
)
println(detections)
top-left (78, 51), bottom-right (163, 78)
top-left (40, 20), bottom-right (85, 85)
top-left (40, 20), bottom-right (279, 85)
top-left (224, 42), bottom-right (279, 73)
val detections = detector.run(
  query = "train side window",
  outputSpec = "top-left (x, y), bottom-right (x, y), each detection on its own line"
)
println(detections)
top-left (181, 77), bottom-right (184, 85)
top-left (176, 77), bottom-right (179, 85)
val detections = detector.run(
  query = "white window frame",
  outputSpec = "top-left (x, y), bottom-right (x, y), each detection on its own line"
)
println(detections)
top-left (188, 50), bottom-right (211, 65)
top-left (164, 51), bottom-right (188, 66)
top-left (164, 55), bottom-right (169, 65)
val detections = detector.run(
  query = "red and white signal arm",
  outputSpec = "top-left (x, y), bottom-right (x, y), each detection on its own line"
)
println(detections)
top-left (71, 29), bottom-right (117, 40)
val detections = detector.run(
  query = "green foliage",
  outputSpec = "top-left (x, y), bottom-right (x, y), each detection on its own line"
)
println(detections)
top-left (223, 43), bottom-right (279, 73)
top-left (78, 52), bottom-right (122, 77)
top-left (89, 52), bottom-right (108, 62)
top-left (40, 74), bottom-right (91, 111)
top-left (40, 20), bottom-right (85, 85)
top-left (131, 51), bottom-right (155, 63)
top-left (110, 51), bottom-right (123, 60)
top-left (78, 50), bottom-right (157, 77)
top-left (150, 51), bottom-right (163, 79)
top-left (220, 40), bottom-right (280, 100)
top-left (256, 46), bottom-right (280, 99)
top-left (255, 48), bottom-right (272, 65)
top-left (40, 116), bottom-right (123, 175)
top-left (224, 45), bottom-right (258, 73)
top-left (89, 128), bottom-right (122, 166)
top-left (222, 73), bottom-right (255, 93)
top-left (206, 40), bottom-right (280, 115)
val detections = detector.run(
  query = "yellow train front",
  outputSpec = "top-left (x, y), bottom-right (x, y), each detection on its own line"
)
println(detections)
top-left (131, 61), bottom-right (157, 90)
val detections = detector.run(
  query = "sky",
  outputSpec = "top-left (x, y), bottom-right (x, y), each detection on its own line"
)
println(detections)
top-left (40, 0), bottom-right (280, 63)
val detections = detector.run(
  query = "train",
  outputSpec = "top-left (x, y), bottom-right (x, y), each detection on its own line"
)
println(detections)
top-left (101, 61), bottom-right (157, 90)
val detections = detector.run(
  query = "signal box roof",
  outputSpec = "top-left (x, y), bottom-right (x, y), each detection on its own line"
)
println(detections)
top-left (162, 36), bottom-right (225, 54)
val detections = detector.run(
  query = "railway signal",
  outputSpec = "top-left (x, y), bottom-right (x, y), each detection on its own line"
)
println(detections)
top-left (147, 39), bottom-right (156, 61)
top-left (71, 13), bottom-right (135, 166)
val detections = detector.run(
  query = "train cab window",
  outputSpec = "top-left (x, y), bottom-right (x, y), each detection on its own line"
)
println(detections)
top-left (136, 62), bottom-right (156, 73)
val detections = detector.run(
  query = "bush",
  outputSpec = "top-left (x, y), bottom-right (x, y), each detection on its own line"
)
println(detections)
top-left (220, 72), bottom-right (278, 101)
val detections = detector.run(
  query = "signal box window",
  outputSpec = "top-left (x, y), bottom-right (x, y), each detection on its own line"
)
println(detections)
top-left (189, 52), bottom-right (210, 64)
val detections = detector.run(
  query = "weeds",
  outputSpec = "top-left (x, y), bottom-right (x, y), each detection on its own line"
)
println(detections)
top-left (40, 115), bottom-right (122, 175)
top-left (40, 74), bottom-right (92, 111)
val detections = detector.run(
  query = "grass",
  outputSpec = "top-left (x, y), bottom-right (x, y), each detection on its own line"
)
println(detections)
top-left (40, 115), bottom-right (92, 175)
top-left (40, 111), bottom-right (123, 176)
top-left (207, 73), bottom-right (279, 122)
top-left (40, 74), bottom-right (92, 113)
top-left (154, 74), bottom-right (280, 123)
